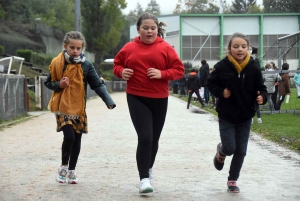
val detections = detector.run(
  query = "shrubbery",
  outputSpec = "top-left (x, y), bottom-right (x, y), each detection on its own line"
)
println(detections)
top-left (0, 45), bottom-right (4, 55)
top-left (16, 49), bottom-right (32, 62)
top-left (31, 52), bottom-right (54, 66)
top-left (16, 49), bottom-right (54, 67)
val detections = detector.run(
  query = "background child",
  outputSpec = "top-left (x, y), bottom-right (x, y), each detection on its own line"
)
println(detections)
top-left (187, 69), bottom-right (205, 109)
top-left (263, 63), bottom-right (282, 114)
top-left (44, 31), bottom-right (116, 184)
top-left (294, 68), bottom-right (300, 98)
top-left (275, 63), bottom-right (291, 110)
top-left (207, 32), bottom-right (267, 193)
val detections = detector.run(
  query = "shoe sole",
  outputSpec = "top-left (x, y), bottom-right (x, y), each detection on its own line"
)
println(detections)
top-left (68, 181), bottom-right (78, 184)
top-left (139, 187), bottom-right (153, 194)
top-left (56, 178), bottom-right (66, 183)
top-left (68, 179), bottom-right (78, 184)
top-left (213, 143), bottom-right (224, 171)
top-left (227, 189), bottom-right (240, 193)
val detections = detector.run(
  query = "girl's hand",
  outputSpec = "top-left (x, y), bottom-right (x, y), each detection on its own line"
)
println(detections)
top-left (147, 68), bottom-right (162, 79)
top-left (256, 91), bottom-right (263, 104)
top-left (59, 76), bottom-right (69, 89)
top-left (223, 88), bottom-right (231, 98)
top-left (122, 69), bottom-right (134, 80)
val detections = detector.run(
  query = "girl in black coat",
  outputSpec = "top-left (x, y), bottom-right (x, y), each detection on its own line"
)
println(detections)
top-left (207, 32), bottom-right (267, 193)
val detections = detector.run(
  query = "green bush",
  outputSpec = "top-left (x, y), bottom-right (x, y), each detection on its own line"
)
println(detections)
top-left (100, 62), bottom-right (113, 72)
top-left (101, 70), bottom-right (114, 81)
top-left (28, 89), bottom-right (35, 101)
top-left (0, 45), bottom-right (4, 54)
top-left (16, 49), bottom-right (32, 62)
top-left (31, 52), bottom-right (54, 67)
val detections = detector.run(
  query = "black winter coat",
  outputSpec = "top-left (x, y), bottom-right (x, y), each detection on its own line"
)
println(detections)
top-left (187, 73), bottom-right (201, 90)
top-left (207, 57), bottom-right (267, 123)
top-left (199, 63), bottom-right (209, 87)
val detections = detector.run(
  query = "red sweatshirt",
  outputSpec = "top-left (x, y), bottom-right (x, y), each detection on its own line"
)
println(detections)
top-left (113, 36), bottom-right (184, 98)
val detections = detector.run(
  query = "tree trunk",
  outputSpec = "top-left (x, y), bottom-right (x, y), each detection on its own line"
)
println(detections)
top-left (94, 51), bottom-right (103, 75)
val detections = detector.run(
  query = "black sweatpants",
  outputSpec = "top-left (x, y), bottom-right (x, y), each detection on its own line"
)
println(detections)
top-left (61, 124), bottom-right (82, 170)
top-left (127, 94), bottom-right (168, 180)
top-left (187, 90), bottom-right (204, 108)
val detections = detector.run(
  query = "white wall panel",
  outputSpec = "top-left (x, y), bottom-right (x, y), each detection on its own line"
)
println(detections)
top-left (182, 17), bottom-right (220, 36)
top-left (165, 35), bottom-right (180, 55)
top-left (130, 25), bottom-right (138, 40)
top-left (224, 17), bottom-right (259, 35)
top-left (264, 16), bottom-right (298, 34)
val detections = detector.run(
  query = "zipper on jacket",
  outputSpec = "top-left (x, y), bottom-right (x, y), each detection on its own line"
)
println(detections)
top-left (241, 74), bottom-right (245, 88)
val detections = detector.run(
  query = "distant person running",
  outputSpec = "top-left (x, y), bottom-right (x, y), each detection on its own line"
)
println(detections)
top-left (207, 32), bottom-right (267, 193)
top-left (44, 31), bottom-right (116, 184)
top-left (187, 69), bottom-right (205, 109)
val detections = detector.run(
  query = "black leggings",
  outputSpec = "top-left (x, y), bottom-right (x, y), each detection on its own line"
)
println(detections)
top-left (275, 95), bottom-right (285, 110)
top-left (61, 124), bottom-right (82, 170)
top-left (127, 94), bottom-right (168, 180)
top-left (187, 90), bottom-right (204, 108)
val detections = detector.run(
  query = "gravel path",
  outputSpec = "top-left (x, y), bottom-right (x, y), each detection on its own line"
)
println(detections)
top-left (1, 92), bottom-right (300, 201)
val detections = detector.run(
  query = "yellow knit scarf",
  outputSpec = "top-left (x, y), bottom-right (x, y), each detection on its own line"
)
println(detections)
top-left (228, 53), bottom-right (250, 74)
top-left (48, 51), bottom-right (85, 118)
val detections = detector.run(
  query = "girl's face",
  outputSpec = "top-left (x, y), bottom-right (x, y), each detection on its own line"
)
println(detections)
top-left (228, 37), bottom-right (248, 63)
top-left (137, 19), bottom-right (158, 44)
top-left (64, 39), bottom-right (83, 58)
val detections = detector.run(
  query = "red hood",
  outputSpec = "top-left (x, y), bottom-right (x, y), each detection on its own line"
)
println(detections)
top-left (134, 36), bottom-right (163, 45)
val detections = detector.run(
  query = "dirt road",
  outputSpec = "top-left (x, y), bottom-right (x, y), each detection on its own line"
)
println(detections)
top-left (1, 92), bottom-right (300, 201)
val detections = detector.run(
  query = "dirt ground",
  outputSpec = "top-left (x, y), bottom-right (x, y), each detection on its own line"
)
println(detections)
top-left (1, 92), bottom-right (300, 201)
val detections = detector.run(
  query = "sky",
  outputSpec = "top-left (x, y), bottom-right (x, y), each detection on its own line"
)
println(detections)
top-left (122, 0), bottom-right (263, 15)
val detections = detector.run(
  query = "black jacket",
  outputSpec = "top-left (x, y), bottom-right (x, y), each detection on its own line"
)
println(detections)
top-left (199, 63), bottom-right (209, 87)
top-left (207, 57), bottom-right (267, 123)
top-left (187, 72), bottom-right (201, 90)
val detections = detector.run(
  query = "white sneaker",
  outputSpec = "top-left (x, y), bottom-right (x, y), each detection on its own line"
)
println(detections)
top-left (56, 166), bottom-right (68, 183)
top-left (257, 118), bottom-right (262, 124)
top-left (67, 170), bottom-right (78, 184)
top-left (149, 168), bottom-right (153, 183)
top-left (139, 178), bottom-right (153, 193)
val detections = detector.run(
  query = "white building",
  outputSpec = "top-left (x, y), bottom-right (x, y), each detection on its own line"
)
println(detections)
top-left (130, 13), bottom-right (300, 70)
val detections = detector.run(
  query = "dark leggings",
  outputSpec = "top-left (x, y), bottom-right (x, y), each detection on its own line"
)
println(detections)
top-left (254, 103), bottom-right (261, 118)
top-left (275, 95), bottom-right (285, 110)
top-left (218, 118), bottom-right (252, 181)
top-left (61, 124), bottom-right (82, 170)
top-left (272, 85), bottom-right (278, 105)
top-left (127, 94), bottom-right (168, 180)
top-left (187, 90), bottom-right (204, 108)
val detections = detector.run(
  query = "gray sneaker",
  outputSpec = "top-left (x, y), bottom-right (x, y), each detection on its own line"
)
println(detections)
top-left (68, 170), bottom-right (78, 184)
top-left (56, 166), bottom-right (68, 183)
